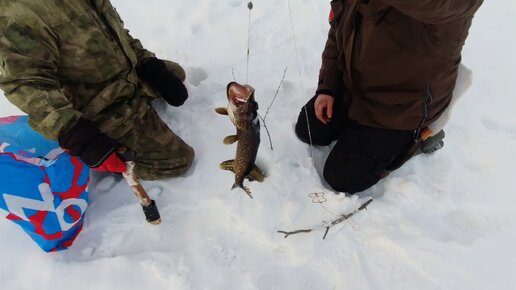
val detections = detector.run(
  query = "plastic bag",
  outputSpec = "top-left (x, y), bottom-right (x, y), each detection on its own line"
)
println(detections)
top-left (0, 116), bottom-right (90, 252)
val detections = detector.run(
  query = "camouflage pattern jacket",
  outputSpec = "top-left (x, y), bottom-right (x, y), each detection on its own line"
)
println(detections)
top-left (0, 0), bottom-right (172, 139)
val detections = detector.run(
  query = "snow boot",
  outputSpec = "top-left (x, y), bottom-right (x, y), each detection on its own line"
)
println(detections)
top-left (418, 129), bottom-right (445, 154)
top-left (386, 129), bottom-right (445, 171)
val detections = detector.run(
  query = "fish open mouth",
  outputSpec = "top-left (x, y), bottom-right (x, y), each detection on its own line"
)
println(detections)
top-left (227, 82), bottom-right (255, 107)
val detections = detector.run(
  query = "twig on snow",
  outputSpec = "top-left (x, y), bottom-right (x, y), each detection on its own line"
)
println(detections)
top-left (278, 229), bottom-right (313, 238)
top-left (277, 198), bottom-right (373, 240)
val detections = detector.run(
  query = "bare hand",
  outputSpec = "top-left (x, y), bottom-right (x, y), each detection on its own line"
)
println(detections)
top-left (314, 94), bottom-right (334, 125)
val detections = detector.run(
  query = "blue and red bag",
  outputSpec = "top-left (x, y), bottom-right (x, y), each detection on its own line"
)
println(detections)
top-left (0, 116), bottom-right (90, 252)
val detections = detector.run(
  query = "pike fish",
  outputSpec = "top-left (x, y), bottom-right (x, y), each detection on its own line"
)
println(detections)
top-left (215, 82), bottom-right (265, 198)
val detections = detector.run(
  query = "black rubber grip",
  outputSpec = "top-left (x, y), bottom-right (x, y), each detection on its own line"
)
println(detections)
top-left (142, 200), bottom-right (160, 223)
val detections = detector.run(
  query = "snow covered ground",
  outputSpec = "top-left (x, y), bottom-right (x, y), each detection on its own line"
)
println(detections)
top-left (1, 0), bottom-right (515, 289)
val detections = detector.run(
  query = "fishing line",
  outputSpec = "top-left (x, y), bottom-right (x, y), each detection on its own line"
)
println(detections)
top-left (246, 1), bottom-right (253, 84)
top-left (277, 2), bottom-right (374, 239)
top-left (243, 2), bottom-right (287, 151)
top-left (285, 0), bottom-right (316, 167)
top-left (285, 0), bottom-right (366, 202)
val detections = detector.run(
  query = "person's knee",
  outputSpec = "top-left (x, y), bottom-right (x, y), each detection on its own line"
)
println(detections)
top-left (180, 143), bottom-right (195, 172)
top-left (168, 142), bottom-right (195, 176)
top-left (323, 159), bottom-right (381, 194)
top-left (295, 113), bottom-right (311, 144)
top-left (295, 107), bottom-right (336, 146)
top-left (323, 170), bottom-right (378, 194)
top-left (136, 142), bottom-right (195, 180)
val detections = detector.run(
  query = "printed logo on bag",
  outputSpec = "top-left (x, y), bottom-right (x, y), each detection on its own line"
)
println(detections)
top-left (0, 116), bottom-right (90, 252)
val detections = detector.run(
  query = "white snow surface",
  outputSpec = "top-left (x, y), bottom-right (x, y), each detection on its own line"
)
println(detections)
top-left (1, 1), bottom-right (515, 289)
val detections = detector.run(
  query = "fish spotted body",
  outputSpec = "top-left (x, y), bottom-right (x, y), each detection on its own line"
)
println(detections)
top-left (215, 82), bottom-right (265, 198)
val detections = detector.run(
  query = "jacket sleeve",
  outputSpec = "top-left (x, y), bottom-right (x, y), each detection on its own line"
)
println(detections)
top-left (382, 0), bottom-right (484, 24)
top-left (0, 14), bottom-right (82, 140)
top-left (124, 29), bottom-right (156, 66)
top-left (317, 27), bottom-right (341, 97)
top-left (316, 2), bottom-right (345, 98)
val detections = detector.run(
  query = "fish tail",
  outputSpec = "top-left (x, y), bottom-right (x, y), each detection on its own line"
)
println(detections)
top-left (232, 183), bottom-right (253, 199)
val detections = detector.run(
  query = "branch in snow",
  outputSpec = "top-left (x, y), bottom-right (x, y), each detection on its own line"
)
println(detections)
top-left (277, 229), bottom-right (313, 238)
top-left (277, 199), bottom-right (373, 240)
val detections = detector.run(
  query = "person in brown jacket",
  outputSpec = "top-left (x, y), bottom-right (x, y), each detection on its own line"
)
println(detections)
top-left (295, 0), bottom-right (483, 194)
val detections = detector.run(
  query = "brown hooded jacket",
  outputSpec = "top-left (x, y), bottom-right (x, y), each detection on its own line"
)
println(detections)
top-left (317, 0), bottom-right (483, 133)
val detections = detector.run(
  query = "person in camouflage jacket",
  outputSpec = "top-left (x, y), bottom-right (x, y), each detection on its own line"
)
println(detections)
top-left (0, 0), bottom-right (194, 180)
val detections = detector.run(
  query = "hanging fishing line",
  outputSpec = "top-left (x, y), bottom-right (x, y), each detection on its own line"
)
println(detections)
top-left (246, 1), bottom-right (253, 84)
top-left (286, 0), bottom-right (316, 166)
top-left (277, 1), bottom-right (374, 240)
top-left (242, 1), bottom-right (286, 151)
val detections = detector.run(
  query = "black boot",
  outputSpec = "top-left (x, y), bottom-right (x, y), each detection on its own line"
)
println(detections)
top-left (420, 129), bottom-right (445, 154)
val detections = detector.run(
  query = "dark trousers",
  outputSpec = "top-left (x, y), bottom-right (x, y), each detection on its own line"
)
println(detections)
top-left (295, 96), bottom-right (414, 194)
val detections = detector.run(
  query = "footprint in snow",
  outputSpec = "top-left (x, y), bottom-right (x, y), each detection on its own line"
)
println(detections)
top-left (186, 66), bottom-right (208, 87)
top-left (480, 116), bottom-right (516, 139)
top-left (147, 186), bottom-right (164, 197)
top-left (94, 176), bottom-right (118, 192)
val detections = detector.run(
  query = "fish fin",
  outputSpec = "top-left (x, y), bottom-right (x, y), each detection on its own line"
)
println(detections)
top-left (223, 135), bottom-right (238, 145)
top-left (231, 183), bottom-right (253, 199)
top-left (215, 107), bottom-right (228, 115)
top-left (247, 165), bottom-right (266, 183)
top-left (243, 186), bottom-right (253, 199)
top-left (220, 160), bottom-right (235, 172)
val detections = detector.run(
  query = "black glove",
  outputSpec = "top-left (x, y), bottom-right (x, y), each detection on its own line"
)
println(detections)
top-left (58, 119), bottom-right (119, 168)
top-left (136, 57), bottom-right (188, 107)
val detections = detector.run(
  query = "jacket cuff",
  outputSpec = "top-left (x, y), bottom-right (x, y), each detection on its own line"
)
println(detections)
top-left (317, 72), bottom-right (342, 97)
top-left (315, 89), bottom-right (337, 98)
